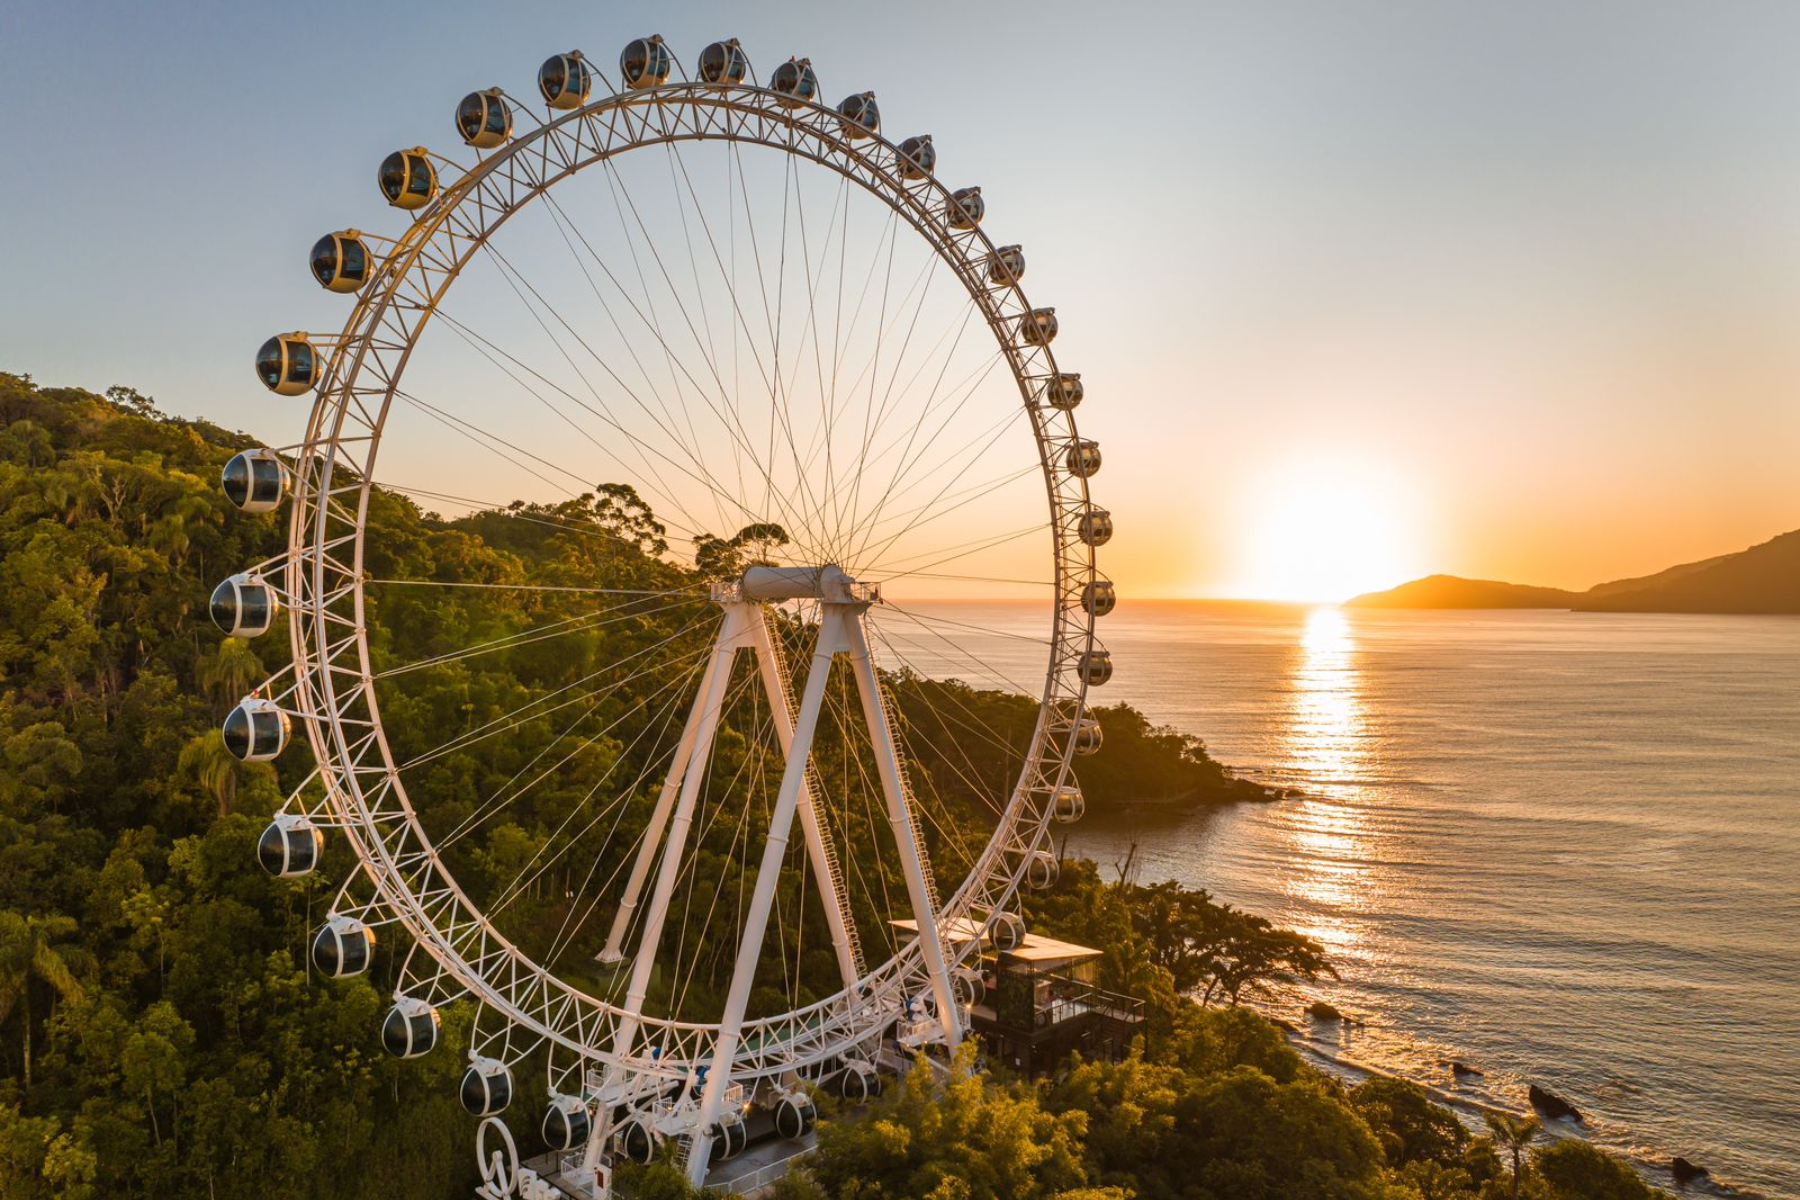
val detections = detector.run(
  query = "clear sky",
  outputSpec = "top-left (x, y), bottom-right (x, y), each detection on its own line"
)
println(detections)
top-left (3, 0), bottom-right (1797, 600)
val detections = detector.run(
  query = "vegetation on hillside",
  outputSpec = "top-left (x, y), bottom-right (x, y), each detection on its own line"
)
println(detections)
top-left (0, 373), bottom-right (1664, 1200)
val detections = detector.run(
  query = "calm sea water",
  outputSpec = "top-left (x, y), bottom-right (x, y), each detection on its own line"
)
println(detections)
top-left (879, 600), bottom-right (1800, 1199)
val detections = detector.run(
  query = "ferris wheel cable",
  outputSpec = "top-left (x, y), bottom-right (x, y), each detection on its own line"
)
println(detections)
top-left (868, 625), bottom-right (1014, 822)
top-left (378, 481), bottom-right (684, 550)
top-left (488, 659), bottom-right (721, 921)
top-left (588, 152), bottom-right (834, 562)
top-left (374, 597), bottom-right (700, 680)
top-left (832, 300), bottom-right (989, 560)
top-left (851, 453), bottom-right (1040, 576)
top-left (842, 354), bottom-right (1017, 567)
top-left (860, 520), bottom-right (1042, 578)
top-left (540, 666), bottom-right (718, 966)
top-left (437, 642), bottom-right (715, 855)
top-left (836, 193), bottom-right (914, 566)
top-left (391, 385), bottom-right (598, 510)
top-left (501, 652), bottom-right (723, 943)
top-left (778, 156), bottom-right (853, 548)
top-left (442, 257), bottom-right (833, 571)
top-left (820, 208), bottom-right (905, 557)
top-left (395, 615), bottom-right (715, 771)
top-left (536, 191), bottom-right (736, 545)
top-left (470, 248), bottom-right (789, 561)
top-left (366, 578), bottom-right (699, 596)
top-left (873, 609), bottom-right (1047, 710)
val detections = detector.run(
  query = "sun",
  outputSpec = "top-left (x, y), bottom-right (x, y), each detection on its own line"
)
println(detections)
top-left (1222, 461), bottom-right (1427, 603)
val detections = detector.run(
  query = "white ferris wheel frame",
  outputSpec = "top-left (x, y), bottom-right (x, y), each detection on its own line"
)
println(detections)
top-left (276, 70), bottom-right (1101, 1137)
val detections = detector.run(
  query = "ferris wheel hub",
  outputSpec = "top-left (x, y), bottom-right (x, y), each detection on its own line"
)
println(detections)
top-left (731, 564), bottom-right (876, 605)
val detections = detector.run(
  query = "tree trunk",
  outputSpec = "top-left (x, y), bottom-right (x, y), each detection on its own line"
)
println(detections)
top-left (21, 983), bottom-right (31, 1092)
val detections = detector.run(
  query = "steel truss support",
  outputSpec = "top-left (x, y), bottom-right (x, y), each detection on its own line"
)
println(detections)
top-left (683, 591), bottom-right (960, 1187)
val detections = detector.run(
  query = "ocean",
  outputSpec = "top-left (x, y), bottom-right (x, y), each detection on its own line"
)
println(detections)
top-left (877, 600), bottom-right (1800, 1199)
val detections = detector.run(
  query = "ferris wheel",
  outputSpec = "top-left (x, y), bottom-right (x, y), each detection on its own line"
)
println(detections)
top-left (214, 34), bottom-right (1113, 1194)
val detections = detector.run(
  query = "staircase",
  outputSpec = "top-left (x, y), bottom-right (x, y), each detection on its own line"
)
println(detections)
top-left (878, 680), bottom-right (940, 914)
top-left (768, 628), bottom-right (866, 978)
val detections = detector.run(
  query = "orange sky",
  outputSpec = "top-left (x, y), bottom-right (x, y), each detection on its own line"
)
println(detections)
top-left (4, 2), bottom-right (1797, 603)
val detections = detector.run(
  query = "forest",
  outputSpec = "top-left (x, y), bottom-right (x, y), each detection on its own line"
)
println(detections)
top-left (0, 373), bottom-right (1661, 1199)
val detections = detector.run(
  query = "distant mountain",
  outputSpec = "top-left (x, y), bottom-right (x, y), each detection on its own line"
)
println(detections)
top-left (1345, 575), bottom-right (1580, 609)
top-left (1346, 529), bottom-right (1800, 615)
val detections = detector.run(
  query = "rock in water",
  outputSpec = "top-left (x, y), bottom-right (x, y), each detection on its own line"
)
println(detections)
top-left (1670, 1157), bottom-right (1708, 1185)
top-left (1306, 1000), bottom-right (1344, 1021)
top-left (1449, 1060), bottom-right (1483, 1079)
top-left (1528, 1084), bottom-right (1583, 1123)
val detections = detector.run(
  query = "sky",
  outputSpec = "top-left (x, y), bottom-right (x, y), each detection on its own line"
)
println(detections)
top-left (3, 0), bottom-right (1797, 601)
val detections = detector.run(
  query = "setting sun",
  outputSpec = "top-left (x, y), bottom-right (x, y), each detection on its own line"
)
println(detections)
top-left (1222, 460), bottom-right (1428, 602)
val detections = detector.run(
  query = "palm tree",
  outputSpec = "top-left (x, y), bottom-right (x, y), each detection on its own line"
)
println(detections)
top-left (195, 637), bottom-right (263, 711)
top-left (0, 911), bottom-right (86, 1092)
top-left (1484, 1110), bottom-right (1542, 1200)
top-left (178, 731), bottom-right (240, 816)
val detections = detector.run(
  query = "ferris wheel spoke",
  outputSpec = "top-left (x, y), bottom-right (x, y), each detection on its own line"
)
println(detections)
top-left (593, 153), bottom-right (837, 566)
top-left (862, 522), bottom-right (1042, 580)
top-left (852, 452), bottom-right (1039, 577)
top-left (375, 596), bottom-right (701, 680)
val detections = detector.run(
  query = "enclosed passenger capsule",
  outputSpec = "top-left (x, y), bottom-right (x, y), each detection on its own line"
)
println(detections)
top-left (1020, 307), bottom-right (1058, 346)
top-left (620, 36), bottom-right (672, 89)
top-left (990, 910), bottom-right (1027, 952)
top-left (837, 91), bottom-right (879, 139)
top-left (257, 812), bottom-right (323, 877)
top-left (211, 572), bottom-right (278, 638)
top-left (460, 1057), bottom-right (514, 1116)
top-left (309, 231), bottom-right (371, 294)
top-left (947, 186), bottom-right (984, 230)
top-left (1052, 787), bottom-right (1085, 824)
top-left (615, 1114), bottom-right (656, 1163)
top-left (698, 39), bottom-right (748, 86)
top-left (1026, 849), bottom-right (1059, 890)
top-left (1080, 647), bottom-right (1113, 686)
top-left (1078, 507), bottom-right (1113, 547)
top-left (224, 697), bottom-right (289, 762)
top-left (377, 147), bottom-right (438, 211)
top-left (381, 996), bottom-right (441, 1058)
top-left (897, 134), bottom-right (935, 180)
top-left (538, 51), bottom-right (592, 109)
top-left (310, 914), bottom-right (374, 978)
top-left (952, 967), bottom-right (985, 1008)
top-left (709, 1113), bottom-right (748, 1160)
top-left (541, 1094), bottom-right (591, 1151)
top-left (773, 1091), bottom-right (817, 1140)
top-left (222, 447), bottom-right (286, 513)
top-left (1046, 373), bottom-right (1083, 410)
top-left (456, 89), bottom-right (513, 149)
top-left (1066, 439), bottom-right (1102, 478)
top-left (255, 333), bottom-right (320, 396)
top-left (987, 245), bottom-right (1025, 286)
top-left (771, 57), bottom-right (819, 107)
top-left (1083, 579), bottom-right (1117, 617)
top-left (833, 1060), bottom-right (881, 1103)
top-left (1073, 716), bottom-right (1103, 756)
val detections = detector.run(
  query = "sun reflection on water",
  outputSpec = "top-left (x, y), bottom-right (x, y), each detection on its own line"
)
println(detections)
top-left (1280, 606), bottom-right (1378, 954)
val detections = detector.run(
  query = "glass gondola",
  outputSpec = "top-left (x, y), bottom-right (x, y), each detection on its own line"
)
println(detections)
top-left (309, 231), bottom-right (371, 294)
top-left (1083, 579), bottom-right (1117, 617)
top-left (1026, 849), bottom-right (1059, 890)
top-left (210, 572), bottom-right (277, 638)
top-left (697, 39), bottom-right (748, 87)
top-left (456, 89), bottom-right (512, 149)
top-left (1052, 787), bottom-right (1086, 824)
top-left (460, 1057), bottom-right (514, 1116)
top-left (1066, 439), bottom-right (1102, 478)
top-left (619, 35), bottom-right (672, 89)
top-left (257, 812), bottom-right (323, 877)
top-left (836, 91), bottom-right (880, 139)
top-left (1080, 647), bottom-right (1113, 686)
top-left (1073, 716), bottom-right (1104, 756)
top-left (222, 448), bottom-right (286, 512)
top-left (310, 915), bottom-right (375, 979)
top-left (255, 333), bottom-right (319, 396)
top-left (542, 1094), bottom-right (591, 1151)
top-left (770, 57), bottom-right (819, 107)
top-left (1078, 508), bottom-right (1113, 546)
top-left (987, 245), bottom-right (1025, 287)
top-left (947, 186), bottom-right (984, 229)
top-left (381, 997), bottom-right (441, 1058)
top-left (223, 697), bottom-right (289, 762)
top-left (1020, 307), bottom-right (1058, 346)
top-left (377, 148), bottom-right (438, 211)
top-left (897, 134), bottom-right (935, 180)
top-left (538, 51), bottom-right (592, 109)
top-left (1046, 372), bottom-right (1083, 410)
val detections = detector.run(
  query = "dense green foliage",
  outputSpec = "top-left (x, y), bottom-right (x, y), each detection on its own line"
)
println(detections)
top-left (0, 374), bottom-right (1664, 1200)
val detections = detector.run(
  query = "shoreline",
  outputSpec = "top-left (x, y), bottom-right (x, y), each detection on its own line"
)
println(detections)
top-left (1259, 1002), bottom-right (1766, 1200)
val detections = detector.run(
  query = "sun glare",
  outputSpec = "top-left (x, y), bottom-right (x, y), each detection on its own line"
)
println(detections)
top-left (1223, 462), bottom-right (1426, 603)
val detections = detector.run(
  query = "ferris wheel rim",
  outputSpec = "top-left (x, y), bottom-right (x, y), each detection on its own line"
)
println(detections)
top-left (284, 74), bottom-right (1099, 1078)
